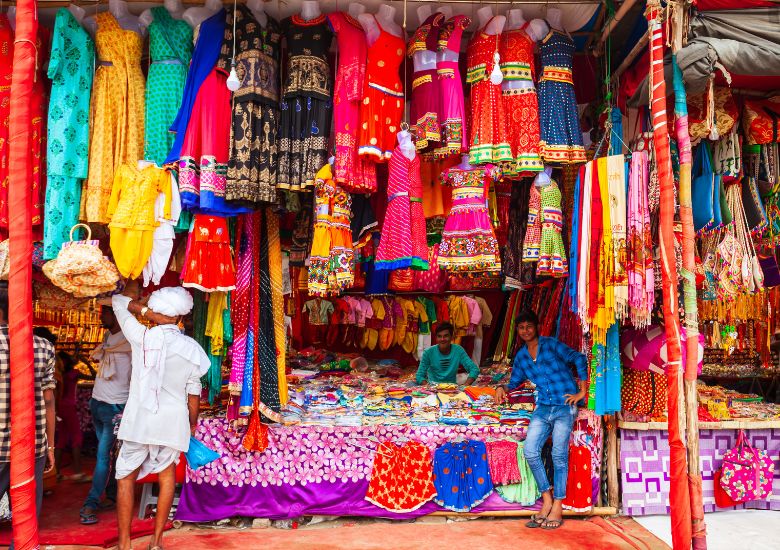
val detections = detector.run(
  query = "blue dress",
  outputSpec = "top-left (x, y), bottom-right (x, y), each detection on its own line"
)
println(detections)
top-left (537, 29), bottom-right (585, 164)
top-left (433, 440), bottom-right (494, 511)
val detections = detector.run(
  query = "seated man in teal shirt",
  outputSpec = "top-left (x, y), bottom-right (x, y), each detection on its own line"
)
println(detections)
top-left (415, 322), bottom-right (479, 385)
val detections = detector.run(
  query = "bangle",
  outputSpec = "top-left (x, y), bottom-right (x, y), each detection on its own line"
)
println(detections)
top-left (47, 446), bottom-right (54, 451)
top-left (140, 306), bottom-right (149, 318)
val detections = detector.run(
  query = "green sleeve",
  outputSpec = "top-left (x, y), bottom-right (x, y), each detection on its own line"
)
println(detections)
top-left (458, 345), bottom-right (480, 380)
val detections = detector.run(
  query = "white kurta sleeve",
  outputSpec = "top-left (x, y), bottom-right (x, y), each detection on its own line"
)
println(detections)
top-left (112, 295), bottom-right (146, 347)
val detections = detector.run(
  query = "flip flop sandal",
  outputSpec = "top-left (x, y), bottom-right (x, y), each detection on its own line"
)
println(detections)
top-left (79, 509), bottom-right (98, 525)
top-left (542, 519), bottom-right (564, 530)
top-left (525, 514), bottom-right (547, 528)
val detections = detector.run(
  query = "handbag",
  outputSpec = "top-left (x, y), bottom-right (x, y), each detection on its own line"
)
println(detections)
top-left (692, 143), bottom-right (719, 233)
top-left (719, 179), bottom-right (733, 226)
top-left (719, 430), bottom-right (775, 503)
top-left (741, 178), bottom-right (768, 233)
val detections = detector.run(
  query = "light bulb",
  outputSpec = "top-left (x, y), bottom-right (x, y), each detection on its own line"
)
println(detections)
top-left (226, 62), bottom-right (240, 92)
top-left (490, 51), bottom-right (503, 85)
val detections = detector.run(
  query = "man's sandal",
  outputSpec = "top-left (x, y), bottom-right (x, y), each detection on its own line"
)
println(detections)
top-left (79, 508), bottom-right (98, 525)
top-left (541, 518), bottom-right (564, 530)
top-left (525, 513), bottom-right (547, 528)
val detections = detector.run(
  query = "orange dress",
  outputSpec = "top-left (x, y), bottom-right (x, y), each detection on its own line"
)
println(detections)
top-left (358, 18), bottom-right (405, 162)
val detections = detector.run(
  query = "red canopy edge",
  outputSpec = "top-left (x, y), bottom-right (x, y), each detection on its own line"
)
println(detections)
top-left (9, 0), bottom-right (39, 548)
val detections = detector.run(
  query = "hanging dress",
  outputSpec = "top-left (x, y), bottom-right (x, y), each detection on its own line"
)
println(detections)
top-left (537, 29), bottom-right (585, 164)
top-left (408, 13), bottom-right (444, 152)
top-left (83, 12), bottom-right (145, 224)
top-left (277, 15), bottom-right (333, 192)
top-left (438, 166), bottom-right (501, 273)
top-left (43, 9), bottom-right (94, 260)
top-left (221, 6), bottom-right (282, 206)
top-left (500, 24), bottom-right (543, 175)
top-left (432, 440), bottom-right (494, 512)
top-left (466, 19), bottom-right (511, 165)
top-left (495, 440), bottom-right (541, 505)
top-left (182, 214), bottom-right (236, 292)
top-left (0, 18), bottom-right (48, 237)
top-left (358, 19), bottom-right (405, 162)
top-left (144, 7), bottom-right (192, 166)
top-left (375, 148), bottom-right (428, 271)
top-left (536, 180), bottom-right (569, 276)
top-left (328, 12), bottom-right (377, 193)
top-left (365, 441), bottom-right (437, 512)
top-left (179, 9), bottom-right (249, 216)
top-left (435, 15), bottom-right (470, 158)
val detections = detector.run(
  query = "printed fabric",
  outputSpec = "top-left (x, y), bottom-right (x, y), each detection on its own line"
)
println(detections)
top-left (365, 440), bottom-right (436, 512)
top-left (485, 439), bottom-right (522, 486)
top-left (433, 440), bottom-right (493, 512)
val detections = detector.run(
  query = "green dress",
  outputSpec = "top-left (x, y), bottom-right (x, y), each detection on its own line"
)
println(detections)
top-left (144, 7), bottom-right (192, 165)
top-left (495, 440), bottom-right (541, 505)
top-left (44, 8), bottom-right (94, 260)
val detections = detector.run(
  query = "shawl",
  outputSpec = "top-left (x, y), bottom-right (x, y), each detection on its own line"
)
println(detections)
top-left (593, 157), bottom-right (615, 344)
top-left (607, 155), bottom-right (629, 320)
top-left (228, 216), bottom-right (252, 396)
top-left (627, 151), bottom-right (654, 328)
top-left (205, 291), bottom-right (227, 355)
top-left (569, 165), bottom-right (584, 309)
top-left (91, 334), bottom-right (132, 380)
top-left (588, 163), bottom-right (603, 328)
top-left (268, 210), bottom-right (288, 405)
top-left (577, 162), bottom-right (593, 327)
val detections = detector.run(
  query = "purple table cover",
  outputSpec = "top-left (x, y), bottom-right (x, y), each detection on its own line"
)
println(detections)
top-left (620, 428), bottom-right (780, 515)
top-left (176, 419), bottom-right (546, 521)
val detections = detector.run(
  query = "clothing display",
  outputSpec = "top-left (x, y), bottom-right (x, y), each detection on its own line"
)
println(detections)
top-left (486, 439), bottom-right (522, 485)
top-left (438, 166), bottom-right (501, 273)
top-left (365, 440), bottom-right (436, 512)
top-left (83, 12), bottom-right (145, 224)
top-left (375, 148), bottom-right (428, 271)
top-left (466, 20), bottom-right (511, 165)
top-left (435, 15), bottom-right (470, 158)
top-left (222, 7), bottom-right (282, 206)
top-left (537, 29), bottom-right (585, 164)
top-left (536, 181), bottom-right (568, 276)
top-left (495, 441), bottom-right (540, 505)
top-left (500, 25), bottom-right (543, 175)
top-left (432, 440), bottom-right (493, 512)
top-left (408, 13), bottom-right (444, 152)
top-left (182, 214), bottom-right (236, 292)
top-left (144, 7), bottom-right (192, 166)
top-left (43, 9), bottom-right (94, 260)
top-left (277, 15), bottom-right (333, 191)
top-left (329, 12), bottom-right (377, 193)
top-left (358, 18), bottom-right (405, 161)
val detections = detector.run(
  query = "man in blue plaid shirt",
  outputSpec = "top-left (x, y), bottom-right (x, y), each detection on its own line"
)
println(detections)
top-left (495, 310), bottom-right (588, 531)
top-left (0, 282), bottom-right (57, 547)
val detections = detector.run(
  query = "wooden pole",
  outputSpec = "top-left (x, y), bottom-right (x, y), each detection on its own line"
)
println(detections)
top-left (427, 507), bottom-right (618, 518)
top-left (606, 414), bottom-right (620, 509)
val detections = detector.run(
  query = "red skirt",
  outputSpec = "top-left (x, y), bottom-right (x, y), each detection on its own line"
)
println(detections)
top-left (182, 214), bottom-right (236, 292)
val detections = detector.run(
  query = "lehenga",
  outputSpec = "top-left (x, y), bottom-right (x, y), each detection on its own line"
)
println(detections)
top-left (438, 166), bottom-right (501, 273)
top-left (538, 29), bottom-right (585, 164)
top-left (408, 12), bottom-right (444, 152)
top-left (222, 6), bottom-right (282, 206)
top-left (83, 12), bottom-right (145, 224)
top-left (435, 15), bottom-right (470, 158)
top-left (277, 15), bottom-right (333, 191)
top-left (432, 440), bottom-right (494, 512)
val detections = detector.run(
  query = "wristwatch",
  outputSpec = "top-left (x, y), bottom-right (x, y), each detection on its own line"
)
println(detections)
top-left (140, 306), bottom-right (149, 318)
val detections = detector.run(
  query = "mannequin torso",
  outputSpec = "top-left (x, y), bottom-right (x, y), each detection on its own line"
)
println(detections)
top-left (348, 4), bottom-right (366, 19)
top-left (546, 8), bottom-right (564, 33)
top-left (110, 0), bottom-right (144, 35)
top-left (247, 0), bottom-right (268, 27)
top-left (505, 9), bottom-right (525, 30)
top-left (397, 130), bottom-right (416, 160)
top-left (299, 0), bottom-right (321, 21)
top-left (182, 0), bottom-right (222, 29)
top-left (502, 15), bottom-right (547, 92)
top-left (141, 0), bottom-right (187, 30)
top-left (68, 4), bottom-right (87, 24)
top-left (412, 7), bottom-right (441, 72)
top-left (476, 6), bottom-right (505, 36)
top-left (359, 5), bottom-right (402, 46)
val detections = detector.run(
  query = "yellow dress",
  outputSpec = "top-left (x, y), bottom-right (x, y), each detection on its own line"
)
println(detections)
top-left (107, 163), bottom-right (171, 278)
top-left (83, 12), bottom-right (145, 224)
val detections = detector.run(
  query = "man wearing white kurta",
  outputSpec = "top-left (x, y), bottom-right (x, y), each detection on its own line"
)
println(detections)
top-left (111, 286), bottom-right (210, 550)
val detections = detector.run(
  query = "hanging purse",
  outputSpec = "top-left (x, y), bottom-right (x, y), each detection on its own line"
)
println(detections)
top-left (719, 179), bottom-right (733, 226)
top-left (692, 142), bottom-right (717, 233)
top-left (741, 177), bottom-right (768, 233)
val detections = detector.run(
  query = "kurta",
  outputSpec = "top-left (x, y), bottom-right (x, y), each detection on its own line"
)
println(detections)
top-left (83, 12), bottom-right (146, 223)
top-left (221, 6), bottom-right (282, 206)
top-left (44, 9), bottom-right (94, 259)
top-left (144, 7), bottom-right (192, 165)
top-left (113, 295), bottom-right (210, 452)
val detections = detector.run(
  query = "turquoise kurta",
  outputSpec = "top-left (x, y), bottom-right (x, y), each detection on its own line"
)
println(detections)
top-left (144, 7), bottom-right (193, 165)
top-left (44, 8), bottom-right (94, 259)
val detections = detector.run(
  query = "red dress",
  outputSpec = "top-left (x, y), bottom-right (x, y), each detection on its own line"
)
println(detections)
top-left (365, 441), bottom-right (436, 512)
top-left (500, 25), bottom-right (543, 176)
top-left (328, 12), bottom-right (377, 193)
top-left (563, 445), bottom-right (593, 511)
top-left (375, 148), bottom-right (428, 271)
top-left (466, 19), bottom-right (511, 165)
top-left (358, 18), bottom-right (405, 162)
top-left (182, 214), bottom-right (236, 292)
top-left (0, 17), bottom-right (47, 237)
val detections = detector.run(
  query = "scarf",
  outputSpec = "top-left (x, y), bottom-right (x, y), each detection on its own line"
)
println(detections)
top-left (229, 215), bottom-right (252, 398)
top-left (577, 162), bottom-right (593, 327)
top-left (607, 155), bottom-right (628, 320)
top-left (593, 157), bottom-right (615, 344)
top-left (91, 335), bottom-right (132, 380)
top-left (569, 165), bottom-right (584, 309)
top-left (628, 151), bottom-right (654, 328)
top-left (588, 162), bottom-right (603, 329)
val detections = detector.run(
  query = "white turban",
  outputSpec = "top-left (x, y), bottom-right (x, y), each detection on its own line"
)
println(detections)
top-left (148, 287), bottom-right (193, 317)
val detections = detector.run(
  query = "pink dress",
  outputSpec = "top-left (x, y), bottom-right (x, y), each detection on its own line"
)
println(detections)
top-left (435, 15), bottom-right (470, 157)
top-left (375, 147), bottom-right (428, 271)
top-left (408, 12), bottom-right (444, 153)
top-left (328, 12), bottom-right (377, 193)
top-left (438, 166), bottom-right (501, 273)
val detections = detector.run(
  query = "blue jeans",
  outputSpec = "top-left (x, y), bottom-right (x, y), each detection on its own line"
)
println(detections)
top-left (83, 399), bottom-right (124, 510)
top-left (523, 404), bottom-right (577, 501)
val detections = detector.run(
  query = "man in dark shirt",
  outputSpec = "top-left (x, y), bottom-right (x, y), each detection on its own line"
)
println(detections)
top-left (496, 310), bottom-right (587, 530)
top-left (0, 283), bottom-right (57, 547)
